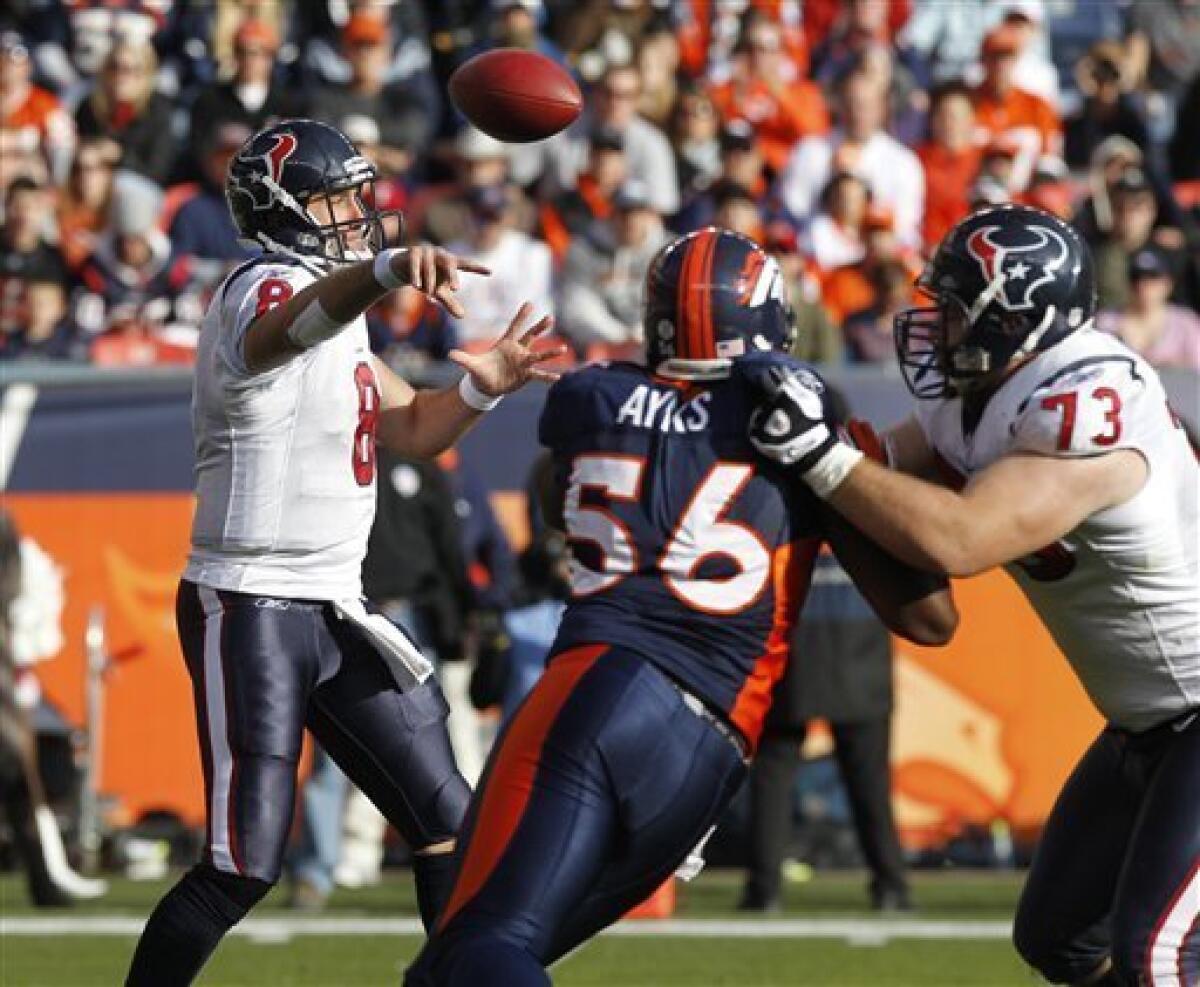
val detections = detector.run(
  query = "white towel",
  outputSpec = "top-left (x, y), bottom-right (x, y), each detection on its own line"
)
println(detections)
top-left (332, 598), bottom-right (434, 691)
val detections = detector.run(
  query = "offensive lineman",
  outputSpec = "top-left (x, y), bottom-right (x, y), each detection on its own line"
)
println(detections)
top-left (746, 204), bottom-right (1199, 985)
top-left (405, 229), bottom-right (958, 986)
top-left (125, 119), bottom-right (563, 985)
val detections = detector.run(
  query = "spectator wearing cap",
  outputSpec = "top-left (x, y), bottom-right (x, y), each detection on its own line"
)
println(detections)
top-left (310, 13), bottom-right (437, 181)
top-left (712, 181), bottom-right (765, 241)
top-left (673, 120), bottom-right (770, 234)
top-left (668, 83), bottom-right (721, 199)
top-left (0, 177), bottom-right (72, 360)
top-left (538, 127), bottom-right (626, 266)
top-left (1127, 0), bottom-right (1200, 102)
top-left (916, 81), bottom-right (981, 252)
top-left (986, 1), bottom-right (1060, 110)
top-left (74, 40), bottom-right (176, 185)
top-left (977, 135), bottom-right (1021, 194)
top-left (187, 18), bottom-right (306, 165)
top-left (484, 1), bottom-right (567, 68)
top-left (799, 171), bottom-right (871, 272)
top-left (445, 183), bottom-right (552, 347)
top-left (777, 66), bottom-right (925, 245)
top-left (57, 137), bottom-right (120, 272)
top-left (558, 180), bottom-right (669, 357)
top-left (1063, 41), bottom-right (1151, 173)
top-left (166, 123), bottom-right (255, 271)
top-left (539, 62), bottom-right (679, 217)
top-left (341, 114), bottom-right (409, 246)
top-left (70, 171), bottom-right (203, 365)
top-left (0, 31), bottom-right (75, 184)
top-left (1088, 166), bottom-right (1195, 311)
top-left (1096, 248), bottom-right (1200, 371)
top-left (969, 23), bottom-right (1061, 191)
top-left (409, 127), bottom-right (514, 247)
top-left (707, 14), bottom-right (829, 176)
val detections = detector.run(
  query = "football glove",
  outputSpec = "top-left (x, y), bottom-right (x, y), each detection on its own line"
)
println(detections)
top-left (747, 367), bottom-right (865, 498)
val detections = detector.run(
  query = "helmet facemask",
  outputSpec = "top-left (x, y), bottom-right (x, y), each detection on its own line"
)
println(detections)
top-left (298, 175), bottom-right (399, 266)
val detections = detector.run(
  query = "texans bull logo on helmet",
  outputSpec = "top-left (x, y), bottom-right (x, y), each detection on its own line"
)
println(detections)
top-left (235, 132), bottom-right (299, 211)
top-left (964, 224), bottom-right (1070, 314)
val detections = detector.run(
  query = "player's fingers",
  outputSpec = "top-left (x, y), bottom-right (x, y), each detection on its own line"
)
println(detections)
top-left (406, 248), bottom-right (423, 291)
top-left (518, 314), bottom-right (554, 345)
top-left (504, 301), bottom-right (534, 338)
top-left (530, 344), bottom-right (569, 364)
top-left (456, 258), bottom-right (492, 276)
top-left (447, 349), bottom-right (474, 371)
top-left (422, 251), bottom-right (437, 296)
top-left (434, 284), bottom-right (465, 319)
top-left (529, 367), bottom-right (561, 383)
top-left (440, 252), bottom-right (460, 293)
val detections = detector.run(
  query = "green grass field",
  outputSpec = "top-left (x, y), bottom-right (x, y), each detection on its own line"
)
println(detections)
top-left (0, 869), bottom-right (1032, 986)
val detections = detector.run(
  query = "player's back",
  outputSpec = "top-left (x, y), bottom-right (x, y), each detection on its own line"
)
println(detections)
top-left (185, 256), bottom-right (379, 601)
top-left (917, 329), bottom-right (1200, 731)
top-left (540, 361), bottom-right (823, 748)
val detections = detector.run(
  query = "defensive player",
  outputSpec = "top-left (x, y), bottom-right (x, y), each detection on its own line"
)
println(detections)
top-left (746, 204), bottom-right (1199, 986)
top-left (405, 228), bottom-right (957, 986)
top-left (125, 119), bottom-right (563, 986)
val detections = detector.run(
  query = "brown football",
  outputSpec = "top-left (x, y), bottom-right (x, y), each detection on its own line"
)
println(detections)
top-left (449, 49), bottom-right (582, 143)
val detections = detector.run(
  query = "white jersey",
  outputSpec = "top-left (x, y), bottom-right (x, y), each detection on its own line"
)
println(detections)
top-left (916, 329), bottom-right (1200, 731)
top-left (183, 257), bottom-right (379, 600)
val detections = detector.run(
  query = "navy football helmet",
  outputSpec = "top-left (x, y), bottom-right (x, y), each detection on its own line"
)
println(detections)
top-left (895, 204), bottom-right (1096, 399)
top-left (226, 119), bottom-right (400, 268)
top-left (643, 227), bottom-right (794, 380)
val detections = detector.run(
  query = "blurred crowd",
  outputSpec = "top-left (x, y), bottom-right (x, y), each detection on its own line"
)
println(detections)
top-left (1, 0), bottom-right (1198, 371)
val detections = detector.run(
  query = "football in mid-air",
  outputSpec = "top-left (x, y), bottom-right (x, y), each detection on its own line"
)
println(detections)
top-left (449, 49), bottom-right (582, 143)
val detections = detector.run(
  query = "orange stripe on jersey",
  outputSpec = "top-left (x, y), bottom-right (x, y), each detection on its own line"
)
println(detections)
top-left (728, 538), bottom-right (820, 752)
top-left (436, 643), bottom-right (608, 931)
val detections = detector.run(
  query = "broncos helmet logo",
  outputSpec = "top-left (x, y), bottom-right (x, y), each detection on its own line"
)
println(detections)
top-left (234, 132), bottom-right (299, 211)
top-left (965, 224), bottom-right (1070, 313)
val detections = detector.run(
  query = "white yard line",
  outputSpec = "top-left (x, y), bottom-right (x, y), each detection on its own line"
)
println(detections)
top-left (0, 916), bottom-right (1012, 943)
top-left (0, 382), bottom-right (37, 489)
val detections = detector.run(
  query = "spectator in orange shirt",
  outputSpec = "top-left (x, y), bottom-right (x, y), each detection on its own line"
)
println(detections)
top-left (56, 137), bottom-right (120, 272)
top-left (0, 32), bottom-right (75, 182)
top-left (708, 15), bottom-right (829, 176)
top-left (917, 81), bottom-right (982, 251)
top-left (970, 24), bottom-right (1061, 191)
top-left (820, 208), bottom-right (917, 327)
top-left (799, 170), bottom-right (871, 273)
top-left (538, 127), bottom-right (626, 266)
top-left (678, 0), bottom-right (808, 82)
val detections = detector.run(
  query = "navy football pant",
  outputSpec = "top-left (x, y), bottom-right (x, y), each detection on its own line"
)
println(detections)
top-left (174, 579), bottom-right (470, 882)
top-left (405, 644), bottom-right (748, 986)
top-left (1014, 711), bottom-right (1200, 985)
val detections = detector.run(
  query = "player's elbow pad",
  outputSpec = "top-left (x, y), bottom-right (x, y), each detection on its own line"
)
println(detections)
top-left (285, 298), bottom-right (347, 349)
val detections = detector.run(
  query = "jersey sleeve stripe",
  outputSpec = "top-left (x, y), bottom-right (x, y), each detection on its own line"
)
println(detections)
top-left (436, 643), bottom-right (608, 932)
top-left (728, 537), bottom-right (820, 752)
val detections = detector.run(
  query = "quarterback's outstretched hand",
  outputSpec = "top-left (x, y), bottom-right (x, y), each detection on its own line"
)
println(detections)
top-left (747, 367), bottom-right (865, 499)
top-left (388, 245), bottom-right (491, 319)
top-left (449, 302), bottom-right (568, 398)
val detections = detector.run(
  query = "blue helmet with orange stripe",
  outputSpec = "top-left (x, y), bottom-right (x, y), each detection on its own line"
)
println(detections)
top-left (643, 227), bottom-right (794, 381)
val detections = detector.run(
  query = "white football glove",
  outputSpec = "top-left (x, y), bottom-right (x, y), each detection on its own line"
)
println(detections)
top-left (747, 367), bottom-right (864, 498)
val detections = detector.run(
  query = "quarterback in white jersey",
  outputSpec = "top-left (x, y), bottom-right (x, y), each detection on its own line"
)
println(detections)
top-left (127, 120), bottom-right (564, 987)
top-left (747, 205), bottom-right (1199, 987)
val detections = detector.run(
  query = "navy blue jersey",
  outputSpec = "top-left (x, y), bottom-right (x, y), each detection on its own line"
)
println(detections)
top-left (539, 361), bottom-right (824, 750)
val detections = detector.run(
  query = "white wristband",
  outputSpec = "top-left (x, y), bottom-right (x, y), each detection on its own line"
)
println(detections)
top-left (372, 248), bottom-right (406, 292)
top-left (458, 374), bottom-right (502, 412)
top-left (804, 444), bottom-right (864, 500)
